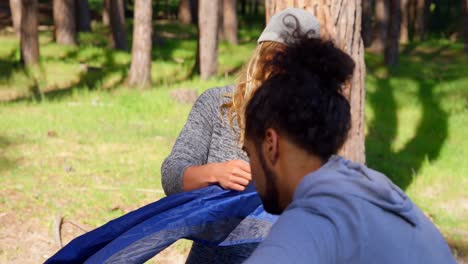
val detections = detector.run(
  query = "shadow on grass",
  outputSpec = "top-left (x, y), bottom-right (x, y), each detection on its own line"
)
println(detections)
top-left (0, 48), bottom-right (20, 83)
top-left (2, 23), bottom-right (198, 102)
top-left (0, 136), bottom-right (17, 176)
top-left (0, 18), bottom-right (261, 103)
top-left (8, 47), bottom-right (130, 103)
top-left (47, 48), bottom-right (129, 100)
top-left (366, 44), bottom-right (455, 190)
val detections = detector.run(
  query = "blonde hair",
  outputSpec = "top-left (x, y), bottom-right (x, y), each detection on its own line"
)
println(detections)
top-left (222, 41), bottom-right (286, 143)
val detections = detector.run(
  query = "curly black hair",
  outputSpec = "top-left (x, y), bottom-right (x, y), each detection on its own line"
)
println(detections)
top-left (244, 37), bottom-right (355, 161)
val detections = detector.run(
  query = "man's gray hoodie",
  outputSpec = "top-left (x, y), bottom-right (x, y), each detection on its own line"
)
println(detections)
top-left (245, 156), bottom-right (456, 263)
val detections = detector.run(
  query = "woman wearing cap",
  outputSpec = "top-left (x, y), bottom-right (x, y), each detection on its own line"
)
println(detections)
top-left (161, 8), bottom-right (321, 263)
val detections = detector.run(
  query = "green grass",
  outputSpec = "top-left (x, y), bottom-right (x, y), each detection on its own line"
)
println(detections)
top-left (0, 21), bottom-right (467, 261)
top-left (0, 21), bottom-right (260, 102)
top-left (365, 40), bottom-right (468, 251)
top-left (0, 21), bottom-right (259, 262)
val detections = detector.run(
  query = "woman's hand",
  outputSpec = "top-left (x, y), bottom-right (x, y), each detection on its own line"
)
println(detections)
top-left (210, 160), bottom-right (252, 191)
top-left (183, 160), bottom-right (252, 192)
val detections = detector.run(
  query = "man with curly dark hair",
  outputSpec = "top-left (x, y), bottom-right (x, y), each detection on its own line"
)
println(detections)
top-left (242, 37), bottom-right (456, 263)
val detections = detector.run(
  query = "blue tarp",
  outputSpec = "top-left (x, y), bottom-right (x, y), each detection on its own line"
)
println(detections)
top-left (46, 184), bottom-right (276, 264)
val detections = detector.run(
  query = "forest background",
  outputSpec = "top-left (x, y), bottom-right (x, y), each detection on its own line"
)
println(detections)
top-left (0, 0), bottom-right (467, 263)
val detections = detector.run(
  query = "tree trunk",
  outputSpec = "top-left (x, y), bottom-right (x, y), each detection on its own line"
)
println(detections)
top-left (103, 0), bottom-right (110, 25)
top-left (264, 0), bottom-right (273, 22)
top-left (76, 0), bottom-right (91, 32)
top-left (20, 0), bottom-right (39, 66)
top-left (464, 0), bottom-right (468, 53)
top-left (9, 0), bottom-right (22, 37)
top-left (400, 0), bottom-right (409, 43)
top-left (264, 0), bottom-right (366, 163)
top-left (178, 0), bottom-right (192, 24)
top-left (385, 0), bottom-right (401, 66)
top-left (218, 0), bottom-right (225, 40)
top-left (53, 0), bottom-right (77, 45)
top-left (198, 0), bottom-right (219, 79)
top-left (109, 0), bottom-right (128, 51)
top-left (361, 0), bottom-right (374, 47)
top-left (369, 0), bottom-right (390, 53)
top-left (224, 0), bottom-right (238, 44)
top-left (414, 0), bottom-right (429, 41)
top-left (128, 0), bottom-right (152, 88)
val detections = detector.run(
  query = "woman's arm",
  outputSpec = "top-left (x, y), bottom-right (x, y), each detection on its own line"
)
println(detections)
top-left (161, 89), bottom-right (216, 195)
top-left (183, 160), bottom-right (251, 192)
top-left (161, 88), bottom-right (251, 195)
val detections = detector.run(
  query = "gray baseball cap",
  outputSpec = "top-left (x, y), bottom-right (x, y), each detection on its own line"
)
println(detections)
top-left (258, 8), bottom-right (320, 45)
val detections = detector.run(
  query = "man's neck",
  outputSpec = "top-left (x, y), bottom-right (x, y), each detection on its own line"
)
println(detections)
top-left (276, 140), bottom-right (324, 209)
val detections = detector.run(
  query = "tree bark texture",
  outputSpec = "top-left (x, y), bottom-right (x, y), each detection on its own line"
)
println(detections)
top-left (218, 0), bottom-right (225, 40)
top-left (385, 0), bottom-right (401, 66)
top-left (264, 0), bottom-right (367, 163)
top-left (178, 0), bottom-right (192, 23)
top-left (223, 0), bottom-right (238, 44)
top-left (109, 0), bottom-right (128, 51)
top-left (20, 0), bottom-right (39, 65)
top-left (370, 0), bottom-right (389, 52)
top-left (128, 0), bottom-right (153, 88)
top-left (10, 0), bottom-right (21, 37)
top-left (178, 0), bottom-right (198, 24)
top-left (198, 0), bottom-right (219, 79)
top-left (399, 0), bottom-right (409, 43)
top-left (53, 0), bottom-right (77, 45)
top-left (76, 0), bottom-right (91, 32)
top-left (103, 0), bottom-right (110, 25)
top-left (413, 0), bottom-right (429, 40)
top-left (361, 0), bottom-right (374, 47)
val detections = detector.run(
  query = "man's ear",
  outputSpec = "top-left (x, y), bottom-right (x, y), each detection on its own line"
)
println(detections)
top-left (263, 128), bottom-right (279, 165)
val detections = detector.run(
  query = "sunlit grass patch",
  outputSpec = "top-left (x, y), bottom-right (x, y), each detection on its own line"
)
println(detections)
top-left (365, 42), bottom-right (468, 249)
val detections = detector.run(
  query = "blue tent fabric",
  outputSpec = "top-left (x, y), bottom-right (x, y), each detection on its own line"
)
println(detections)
top-left (46, 184), bottom-right (277, 264)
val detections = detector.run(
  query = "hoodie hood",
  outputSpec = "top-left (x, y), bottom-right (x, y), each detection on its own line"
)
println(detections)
top-left (292, 155), bottom-right (419, 226)
top-left (259, 155), bottom-right (454, 263)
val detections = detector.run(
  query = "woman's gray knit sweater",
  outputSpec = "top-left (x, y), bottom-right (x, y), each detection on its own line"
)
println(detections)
top-left (161, 85), bottom-right (248, 195)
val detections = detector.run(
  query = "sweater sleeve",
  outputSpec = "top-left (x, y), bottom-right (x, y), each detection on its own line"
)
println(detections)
top-left (161, 88), bottom-right (218, 195)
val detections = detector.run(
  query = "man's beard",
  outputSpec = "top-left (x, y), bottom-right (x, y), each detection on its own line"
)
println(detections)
top-left (257, 149), bottom-right (283, 215)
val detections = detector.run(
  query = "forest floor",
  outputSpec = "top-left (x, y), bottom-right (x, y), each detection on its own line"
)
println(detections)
top-left (0, 20), bottom-right (467, 263)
